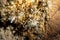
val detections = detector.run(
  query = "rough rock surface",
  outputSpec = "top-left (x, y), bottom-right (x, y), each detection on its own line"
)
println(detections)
top-left (0, 0), bottom-right (60, 40)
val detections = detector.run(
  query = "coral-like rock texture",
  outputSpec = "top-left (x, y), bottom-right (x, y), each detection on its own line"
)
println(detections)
top-left (0, 0), bottom-right (60, 40)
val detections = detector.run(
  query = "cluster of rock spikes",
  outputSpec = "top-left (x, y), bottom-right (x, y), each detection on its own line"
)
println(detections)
top-left (0, 0), bottom-right (51, 40)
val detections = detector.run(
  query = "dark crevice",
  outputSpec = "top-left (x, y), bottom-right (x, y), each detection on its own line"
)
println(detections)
top-left (24, 36), bottom-right (29, 40)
